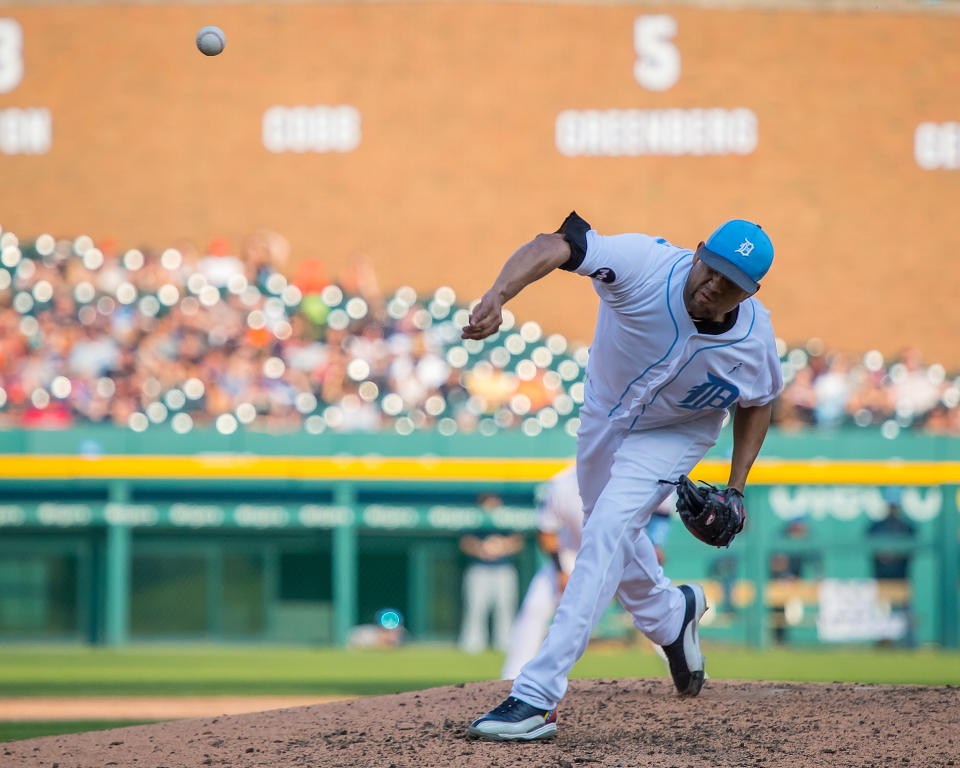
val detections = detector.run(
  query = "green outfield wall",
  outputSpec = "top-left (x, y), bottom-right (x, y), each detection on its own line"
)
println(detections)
top-left (0, 427), bottom-right (957, 650)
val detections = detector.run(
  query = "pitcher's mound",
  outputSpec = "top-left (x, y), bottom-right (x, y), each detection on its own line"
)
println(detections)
top-left (4, 678), bottom-right (958, 767)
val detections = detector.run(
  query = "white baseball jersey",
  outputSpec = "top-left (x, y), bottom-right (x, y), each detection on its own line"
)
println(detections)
top-left (563, 218), bottom-right (782, 435)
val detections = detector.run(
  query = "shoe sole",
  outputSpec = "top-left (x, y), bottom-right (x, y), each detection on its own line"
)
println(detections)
top-left (467, 722), bottom-right (558, 741)
top-left (678, 584), bottom-right (708, 697)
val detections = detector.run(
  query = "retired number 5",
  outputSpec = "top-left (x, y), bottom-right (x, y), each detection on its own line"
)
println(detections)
top-left (633, 15), bottom-right (680, 92)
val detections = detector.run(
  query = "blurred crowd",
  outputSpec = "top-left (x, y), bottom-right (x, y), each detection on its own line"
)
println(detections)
top-left (0, 229), bottom-right (585, 437)
top-left (1, 229), bottom-right (958, 438)
top-left (773, 341), bottom-right (960, 437)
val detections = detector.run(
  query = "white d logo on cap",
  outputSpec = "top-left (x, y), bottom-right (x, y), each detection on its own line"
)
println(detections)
top-left (735, 238), bottom-right (754, 257)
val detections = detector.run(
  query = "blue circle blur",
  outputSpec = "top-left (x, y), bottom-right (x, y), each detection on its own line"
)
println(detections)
top-left (377, 609), bottom-right (402, 630)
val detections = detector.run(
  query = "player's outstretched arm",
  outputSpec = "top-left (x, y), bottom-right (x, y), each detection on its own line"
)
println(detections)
top-left (727, 401), bottom-right (773, 492)
top-left (461, 233), bottom-right (571, 340)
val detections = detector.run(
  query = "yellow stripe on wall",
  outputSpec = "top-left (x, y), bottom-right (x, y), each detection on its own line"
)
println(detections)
top-left (0, 455), bottom-right (958, 484)
top-left (0, 455), bottom-right (569, 482)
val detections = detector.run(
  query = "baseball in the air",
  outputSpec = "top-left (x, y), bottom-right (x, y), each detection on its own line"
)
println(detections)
top-left (196, 25), bottom-right (226, 56)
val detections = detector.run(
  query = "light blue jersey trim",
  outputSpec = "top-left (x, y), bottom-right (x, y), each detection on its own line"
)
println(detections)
top-left (628, 299), bottom-right (758, 430)
top-left (607, 253), bottom-right (689, 419)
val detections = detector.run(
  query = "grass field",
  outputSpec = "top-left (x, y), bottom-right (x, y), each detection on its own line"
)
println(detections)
top-left (2, 643), bottom-right (959, 743)
top-left (0, 720), bottom-right (157, 743)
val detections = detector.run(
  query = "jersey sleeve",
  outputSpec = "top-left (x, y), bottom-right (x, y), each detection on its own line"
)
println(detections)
top-left (555, 211), bottom-right (660, 306)
top-left (737, 313), bottom-right (784, 407)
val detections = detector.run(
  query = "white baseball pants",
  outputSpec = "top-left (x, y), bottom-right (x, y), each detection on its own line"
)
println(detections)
top-left (510, 404), bottom-right (718, 710)
top-left (459, 563), bottom-right (518, 653)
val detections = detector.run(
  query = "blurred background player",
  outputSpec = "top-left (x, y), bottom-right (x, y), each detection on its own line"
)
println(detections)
top-left (868, 488), bottom-right (916, 582)
top-left (646, 496), bottom-right (673, 568)
top-left (866, 487), bottom-right (917, 646)
top-left (458, 493), bottom-right (524, 654)
top-left (767, 517), bottom-right (821, 645)
top-left (500, 466), bottom-right (581, 679)
top-left (501, 466), bottom-right (676, 680)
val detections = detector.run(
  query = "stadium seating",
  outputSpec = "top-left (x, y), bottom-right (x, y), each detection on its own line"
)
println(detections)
top-left (0, 231), bottom-right (957, 437)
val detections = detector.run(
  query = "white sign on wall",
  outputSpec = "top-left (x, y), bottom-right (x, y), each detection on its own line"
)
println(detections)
top-left (262, 105), bottom-right (361, 153)
top-left (556, 107), bottom-right (757, 157)
top-left (0, 20), bottom-right (52, 155)
top-left (817, 579), bottom-right (908, 642)
top-left (768, 486), bottom-right (942, 523)
top-left (557, 16), bottom-right (757, 157)
top-left (0, 106), bottom-right (51, 154)
top-left (915, 122), bottom-right (960, 170)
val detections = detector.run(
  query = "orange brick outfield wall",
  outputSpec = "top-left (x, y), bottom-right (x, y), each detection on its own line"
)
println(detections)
top-left (2, 3), bottom-right (959, 363)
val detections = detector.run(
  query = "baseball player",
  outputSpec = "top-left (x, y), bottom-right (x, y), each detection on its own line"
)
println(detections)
top-left (500, 466), bottom-right (676, 680)
top-left (500, 465), bottom-right (582, 681)
top-left (463, 212), bottom-right (781, 740)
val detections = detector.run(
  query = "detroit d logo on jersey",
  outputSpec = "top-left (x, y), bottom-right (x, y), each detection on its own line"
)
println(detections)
top-left (678, 373), bottom-right (740, 410)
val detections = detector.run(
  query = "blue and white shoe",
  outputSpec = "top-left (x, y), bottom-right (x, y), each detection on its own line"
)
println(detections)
top-left (660, 583), bottom-right (708, 697)
top-left (468, 696), bottom-right (558, 741)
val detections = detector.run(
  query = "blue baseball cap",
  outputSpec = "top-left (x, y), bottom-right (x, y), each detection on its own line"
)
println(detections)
top-left (699, 219), bottom-right (773, 293)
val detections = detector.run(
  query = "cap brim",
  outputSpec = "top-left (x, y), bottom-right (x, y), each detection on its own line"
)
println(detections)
top-left (699, 248), bottom-right (759, 293)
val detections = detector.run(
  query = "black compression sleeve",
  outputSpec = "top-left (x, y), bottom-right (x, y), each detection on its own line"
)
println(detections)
top-left (555, 211), bottom-right (590, 271)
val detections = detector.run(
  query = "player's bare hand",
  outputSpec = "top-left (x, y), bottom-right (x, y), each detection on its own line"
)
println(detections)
top-left (556, 570), bottom-right (570, 595)
top-left (461, 290), bottom-right (503, 340)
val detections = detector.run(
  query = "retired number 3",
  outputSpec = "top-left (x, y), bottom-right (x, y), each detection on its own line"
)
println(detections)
top-left (0, 19), bottom-right (24, 94)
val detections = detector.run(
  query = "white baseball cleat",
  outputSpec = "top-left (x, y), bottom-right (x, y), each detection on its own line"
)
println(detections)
top-left (660, 583), bottom-right (708, 696)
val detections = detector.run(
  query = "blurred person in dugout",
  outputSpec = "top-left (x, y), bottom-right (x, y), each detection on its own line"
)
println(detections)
top-left (868, 488), bottom-right (916, 581)
top-left (768, 518), bottom-right (821, 645)
top-left (459, 493), bottom-right (524, 654)
top-left (867, 487), bottom-right (916, 646)
top-left (501, 466), bottom-right (674, 679)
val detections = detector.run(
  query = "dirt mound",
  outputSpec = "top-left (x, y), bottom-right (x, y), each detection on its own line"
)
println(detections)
top-left (4, 678), bottom-right (958, 767)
